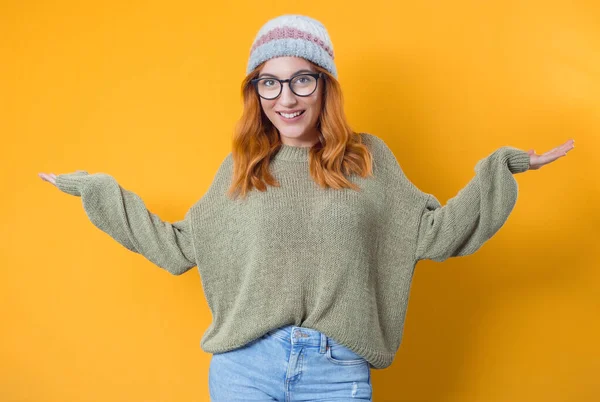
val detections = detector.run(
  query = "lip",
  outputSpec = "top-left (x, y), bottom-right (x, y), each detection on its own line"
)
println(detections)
top-left (277, 109), bottom-right (305, 113)
top-left (277, 109), bottom-right (306, 122)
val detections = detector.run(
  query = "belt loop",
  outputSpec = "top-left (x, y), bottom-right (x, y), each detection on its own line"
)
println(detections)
top-left (319, 332), bottom-right (327, 354)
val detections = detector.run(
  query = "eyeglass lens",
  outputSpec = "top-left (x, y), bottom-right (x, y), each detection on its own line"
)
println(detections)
top-left (256, 74), bottom-right (317, 99)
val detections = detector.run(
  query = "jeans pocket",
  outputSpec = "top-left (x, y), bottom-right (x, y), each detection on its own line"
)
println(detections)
top-left (326, 343), bottom-right (368, 366)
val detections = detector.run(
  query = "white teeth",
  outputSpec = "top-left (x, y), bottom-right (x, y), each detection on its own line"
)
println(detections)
top-left (279, 111), bottom-right (303, 118)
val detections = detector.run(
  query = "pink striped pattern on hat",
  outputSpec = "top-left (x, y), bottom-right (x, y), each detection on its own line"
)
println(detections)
top-left (250, 26), bottom-right (334, 59)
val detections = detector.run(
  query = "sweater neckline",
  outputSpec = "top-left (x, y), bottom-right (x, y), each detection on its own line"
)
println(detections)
top-left (273, 143), bottom-right (312, 162)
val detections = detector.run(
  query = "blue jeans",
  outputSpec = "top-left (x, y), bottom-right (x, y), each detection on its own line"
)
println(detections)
top-left (208, 324), bottom-right (373, 401)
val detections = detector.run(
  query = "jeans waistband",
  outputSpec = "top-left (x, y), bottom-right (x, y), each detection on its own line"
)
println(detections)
top-left (266, 324), bottom-right (334, 349)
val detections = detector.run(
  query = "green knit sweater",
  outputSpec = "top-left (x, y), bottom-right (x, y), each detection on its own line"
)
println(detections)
top-left (55, 133), bottom-right (530, 369)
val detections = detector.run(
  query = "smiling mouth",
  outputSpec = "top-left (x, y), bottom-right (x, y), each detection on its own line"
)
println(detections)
top-left (277, 110), bottom-right (306, 118)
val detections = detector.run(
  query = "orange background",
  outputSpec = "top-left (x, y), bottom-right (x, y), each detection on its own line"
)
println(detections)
top-left (2, 1), bottom-right (599, 401)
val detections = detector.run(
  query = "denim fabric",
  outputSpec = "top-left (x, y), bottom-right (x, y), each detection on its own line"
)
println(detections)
top-left (208, 324), bottom-right (372, 401)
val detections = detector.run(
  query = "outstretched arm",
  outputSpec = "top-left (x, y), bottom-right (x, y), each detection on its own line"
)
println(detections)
top-left (415, 139), bottom-right (574, 262)
top-left (415, 146), bottom-right (528, 262)
top-left (42, 171), bottom-right (196, 275)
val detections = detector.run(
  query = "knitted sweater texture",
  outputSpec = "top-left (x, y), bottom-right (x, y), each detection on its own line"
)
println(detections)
top-left (55, 133), bottom-right (530, 369)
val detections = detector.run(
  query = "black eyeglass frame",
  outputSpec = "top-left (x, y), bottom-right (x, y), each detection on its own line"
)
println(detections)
top-left (250, 72), bottom-right (324, 100)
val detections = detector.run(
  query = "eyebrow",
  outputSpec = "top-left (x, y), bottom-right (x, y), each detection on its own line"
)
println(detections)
top-left (258, 69), bottom-right (314, 78)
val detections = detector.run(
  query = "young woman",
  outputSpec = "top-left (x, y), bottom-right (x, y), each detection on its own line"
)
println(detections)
top-left (39, 14), bottom-right (574, 402)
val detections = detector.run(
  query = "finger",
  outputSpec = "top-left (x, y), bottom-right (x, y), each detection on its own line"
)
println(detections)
top-left (564, 140), bottom-right (575, 153)
top-left (542, 145), bottom-right (561, 156)
top-left (555, 141), bottom-right (574, 156)
top-left (543, 140), bottom-right (575, 157)
top-left (542, 145), bottom-right (565, 157)
top-left (39, 173), bottom-right (55, 185)
top-left (537, 146), bottom-right (571, 166)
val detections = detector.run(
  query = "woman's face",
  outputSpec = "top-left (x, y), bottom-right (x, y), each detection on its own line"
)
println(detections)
top-left (257, 57), bottom-right (324, 147)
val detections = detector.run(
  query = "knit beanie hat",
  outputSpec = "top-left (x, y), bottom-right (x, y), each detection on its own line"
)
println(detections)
top-left (246, 14), bottom-right (338, 79)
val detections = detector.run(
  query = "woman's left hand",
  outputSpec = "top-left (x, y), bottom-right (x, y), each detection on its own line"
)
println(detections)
top-left (526, 139), bottom-right (575, 170)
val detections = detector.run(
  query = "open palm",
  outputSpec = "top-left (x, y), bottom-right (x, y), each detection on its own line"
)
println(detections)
top-left (526, 139), bottom-right (575, 170)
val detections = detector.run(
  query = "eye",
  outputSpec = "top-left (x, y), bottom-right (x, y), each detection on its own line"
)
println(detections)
top-left (264, 79), bottom-right (275, 87)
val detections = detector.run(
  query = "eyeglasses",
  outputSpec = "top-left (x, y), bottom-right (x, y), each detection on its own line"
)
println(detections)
top-left (251, 72), bottom-right (323, 100)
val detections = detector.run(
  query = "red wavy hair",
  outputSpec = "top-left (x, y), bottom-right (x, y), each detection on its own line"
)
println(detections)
top-left (227, 60), bottom-right (373, 200)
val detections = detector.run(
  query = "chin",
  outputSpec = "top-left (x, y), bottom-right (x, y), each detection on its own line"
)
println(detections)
top-left (277, 127), bottom-right (308, 137)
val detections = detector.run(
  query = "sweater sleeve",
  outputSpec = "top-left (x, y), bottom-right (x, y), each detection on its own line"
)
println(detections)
top-left (414, 146), bottom-right (530, 262)
top-left (55, 171), bottom-right (197, 275)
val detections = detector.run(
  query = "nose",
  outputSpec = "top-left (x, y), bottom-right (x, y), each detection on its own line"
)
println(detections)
top-left (278, 82), bottom-right (298, 106)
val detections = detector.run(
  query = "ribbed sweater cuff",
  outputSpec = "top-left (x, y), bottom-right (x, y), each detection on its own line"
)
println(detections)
top-left (55, 171), bottom-right (90, 197)
top-left (506, 150), bottom-right (530, 174)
